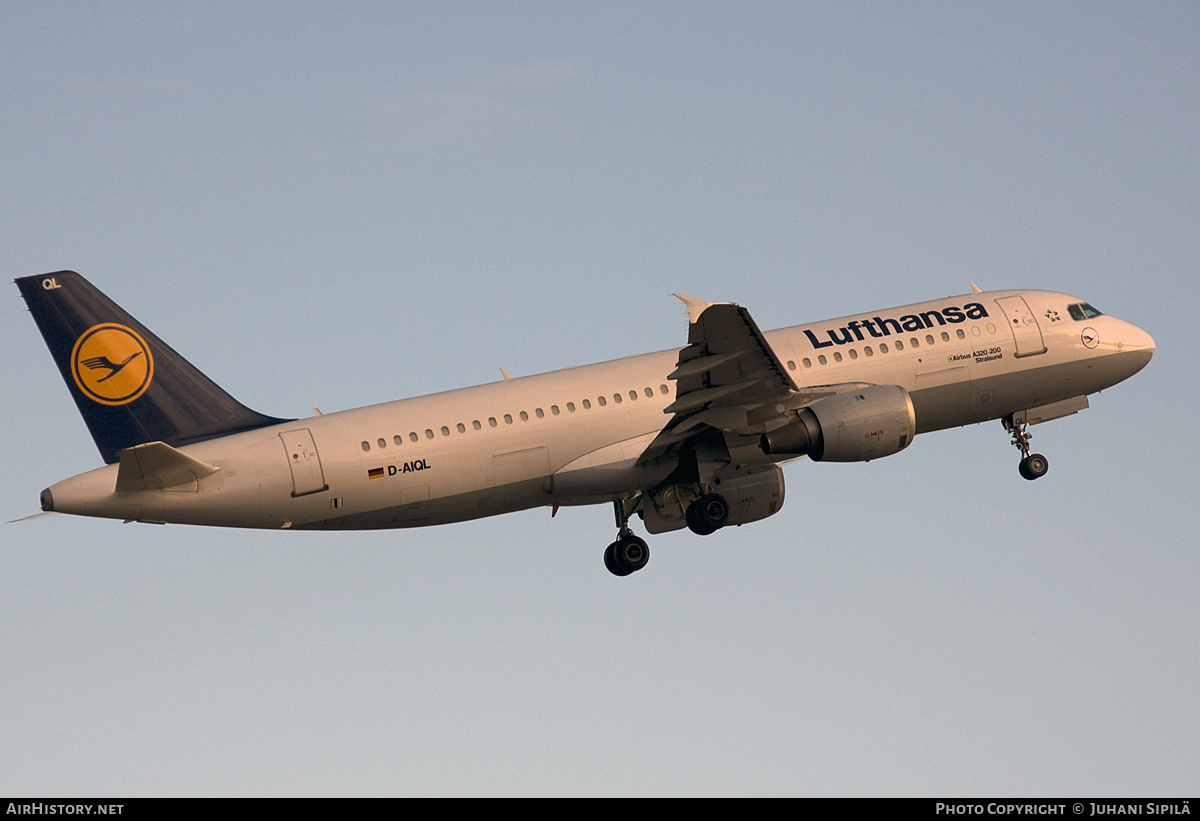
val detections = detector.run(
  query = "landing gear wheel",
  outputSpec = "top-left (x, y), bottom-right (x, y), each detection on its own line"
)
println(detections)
top-left (605, 499), bottom-right (650, 576)
top-left (686, 493), bottom-right (729, 536)
top-left (1019, 453), bottom-right (1049, 481)
top-left (1004, 415), bottom-right (1049, 482)
top-left (605, 535), bottom-right (649, 576)
top-left (604, 541), bottom-right (628, 576)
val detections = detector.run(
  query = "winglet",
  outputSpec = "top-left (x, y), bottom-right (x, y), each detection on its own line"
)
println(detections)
top-left (673, 293), bottom-right (713, 324)
top-left (970, 282), bottom-right (982, 294)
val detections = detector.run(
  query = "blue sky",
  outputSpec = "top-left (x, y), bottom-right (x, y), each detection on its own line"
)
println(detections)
top-left (3, 2), bottom-right (1197, 796)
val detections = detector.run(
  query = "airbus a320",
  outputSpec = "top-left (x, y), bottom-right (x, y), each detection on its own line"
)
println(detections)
top-left (16, 271), bottom-right (1154, 576)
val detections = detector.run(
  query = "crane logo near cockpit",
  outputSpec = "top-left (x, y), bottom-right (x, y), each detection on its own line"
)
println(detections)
top-left (70, 323), bottom-right (154, 406)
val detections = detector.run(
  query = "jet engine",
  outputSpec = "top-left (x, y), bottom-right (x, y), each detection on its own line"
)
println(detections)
top-left (760, 384), bottom-right (916, 462)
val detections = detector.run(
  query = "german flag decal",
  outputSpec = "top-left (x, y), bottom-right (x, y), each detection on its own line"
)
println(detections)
top-left (368, 467), bottom-right (384, 479)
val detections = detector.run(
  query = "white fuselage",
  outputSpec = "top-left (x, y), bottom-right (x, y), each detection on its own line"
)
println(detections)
top-left (43, 289), bottom-right (1155, 530)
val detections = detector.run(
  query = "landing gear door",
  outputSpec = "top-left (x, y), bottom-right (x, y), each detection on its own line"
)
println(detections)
top-left (996, 296), bottom-right (1047, 358)
top-left (279, 428), bottom-right (329, 497)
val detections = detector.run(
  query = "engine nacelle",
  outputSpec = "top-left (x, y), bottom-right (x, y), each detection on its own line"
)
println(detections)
top-left (719, 465), bottom-right (786, 527)
top-left (760, 384), bottom-right (916, 462)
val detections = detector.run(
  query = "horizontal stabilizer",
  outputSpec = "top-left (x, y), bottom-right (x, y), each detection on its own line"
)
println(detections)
top-left (115, 441), bottom-right (219, 492)
top-left (8, 511), bottom-right (61, 523)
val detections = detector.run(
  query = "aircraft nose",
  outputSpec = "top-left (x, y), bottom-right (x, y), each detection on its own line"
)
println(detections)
top-left (1126, 322), bottom-right (1155, 356)
top-left (1120, 321), bottom-right (1155, 373)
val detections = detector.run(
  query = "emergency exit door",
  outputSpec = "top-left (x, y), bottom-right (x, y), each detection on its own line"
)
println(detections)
top-left (279, 429), bottom-right (329, 497)
top-left (996, 296), bottom-right (1047, 358)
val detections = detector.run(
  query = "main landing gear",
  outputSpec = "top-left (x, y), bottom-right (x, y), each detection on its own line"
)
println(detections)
top-left (605, 499), bottom-right (649, 577)
top-left (1003, 414), bottom-right (1049, 481)
top-left (603, 491), bottom-right (732, 576)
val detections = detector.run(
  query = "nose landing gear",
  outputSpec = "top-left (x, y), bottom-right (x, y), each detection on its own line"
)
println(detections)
top-left (1004, 414), bottom-right (1049, 480)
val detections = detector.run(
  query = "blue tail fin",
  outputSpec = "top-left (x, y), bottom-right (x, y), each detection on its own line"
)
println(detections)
top-left (17, 271), bottom-right (292, 464)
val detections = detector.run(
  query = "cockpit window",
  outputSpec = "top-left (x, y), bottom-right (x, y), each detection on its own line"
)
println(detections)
top-left (1068, 302), bottom-right (1104, 321)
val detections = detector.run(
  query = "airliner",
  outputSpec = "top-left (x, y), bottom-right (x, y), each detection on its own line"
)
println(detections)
top-left (16, 271), bottom-right (1154, 576)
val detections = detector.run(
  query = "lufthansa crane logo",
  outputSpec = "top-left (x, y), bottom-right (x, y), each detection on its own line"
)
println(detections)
top-left (70, 323), bottom-right (154, 406)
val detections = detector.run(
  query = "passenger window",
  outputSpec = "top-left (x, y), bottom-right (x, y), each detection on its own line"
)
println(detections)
top-left (925, 335), bottom-right (935, 345)
top-left (865, 346), bottom-right (873, 356)
top-left (644, 387), bottom-right (653, 398)
top-left (410, 432), bottom-right (419, 442)
top-left (551, 405), bottom-right (560, 415)
top-left (536, 408), bottom-right (545, 418)
top-left (567, 402), bottom-right (576, 412)
top-left (393, 435), bottom-right (403, 446)
top-left (880, 343), bottom-right (888, 353)
top-left (802, 357), bottom-right (812, 368)
top-left (956, 329), bottom-right (965, 339)
top-left (457, 423), bottom-right (466, 433)
top-left (895, 341), bottom-right (904, 351)
top-left (818, 355), bottom-right (827, 365)
top-left (941, 332), bottom-right (950, 342)
top-left (440, 426), bottom-right (449, 437)
top-left (503, 414), bottom-right (513, 424)
top-left (629, 390), bottom-right (638, 401)
top-left (361, 441), bottom-right (370, 452)
top-left (519, 411), bottom-right (528, 421)
top-left (425, 429), bottom-right (434, 440)
top-left (473, 420), bottom-right (482, 430)
top-left (849, 349), bottom-right (858, 360)
top-left (488, 417), bottom-right (497, 428)
top-left (377, 438), bottom-right (386, 449)
top-left (834, 351), bottom-right (843, 363)
top-left (787, 360), bottom-right (796, 370)
top-left (613, 394), bottom-right (622, 404)
top-left (597, 396), bottom-right (607, 407)
top-left (582, 399), bottom-right (591, 410)
top-left (660, 385), bottom-right (669, 394)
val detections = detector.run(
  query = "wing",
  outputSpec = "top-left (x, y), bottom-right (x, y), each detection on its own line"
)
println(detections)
top-left (637, 295), bottom-right (859, 469)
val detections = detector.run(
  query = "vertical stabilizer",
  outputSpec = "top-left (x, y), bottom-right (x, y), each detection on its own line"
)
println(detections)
top-left (16, 271), bottom-right (291, 464)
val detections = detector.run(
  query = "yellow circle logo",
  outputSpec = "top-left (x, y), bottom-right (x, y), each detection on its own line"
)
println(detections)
top-left (70, 324), bottom-right (154, 406)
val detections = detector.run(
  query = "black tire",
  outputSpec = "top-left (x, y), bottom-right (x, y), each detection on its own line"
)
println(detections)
top-left (1019, 453), bottom-right (1049, 480)
top-left (616, 535), bottom-right (649, 573)
top-left (605, 537), bottom-right (648, 576)
top-left (686, 493), bottom-right (729, 535)
top-left (686, 504), bottom-right (710, 535)
top-left (604, 541), bottom-right (630, 576)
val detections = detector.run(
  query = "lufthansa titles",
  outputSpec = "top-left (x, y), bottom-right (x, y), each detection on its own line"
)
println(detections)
top-left (804, 303), bottom-right (990, 350)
